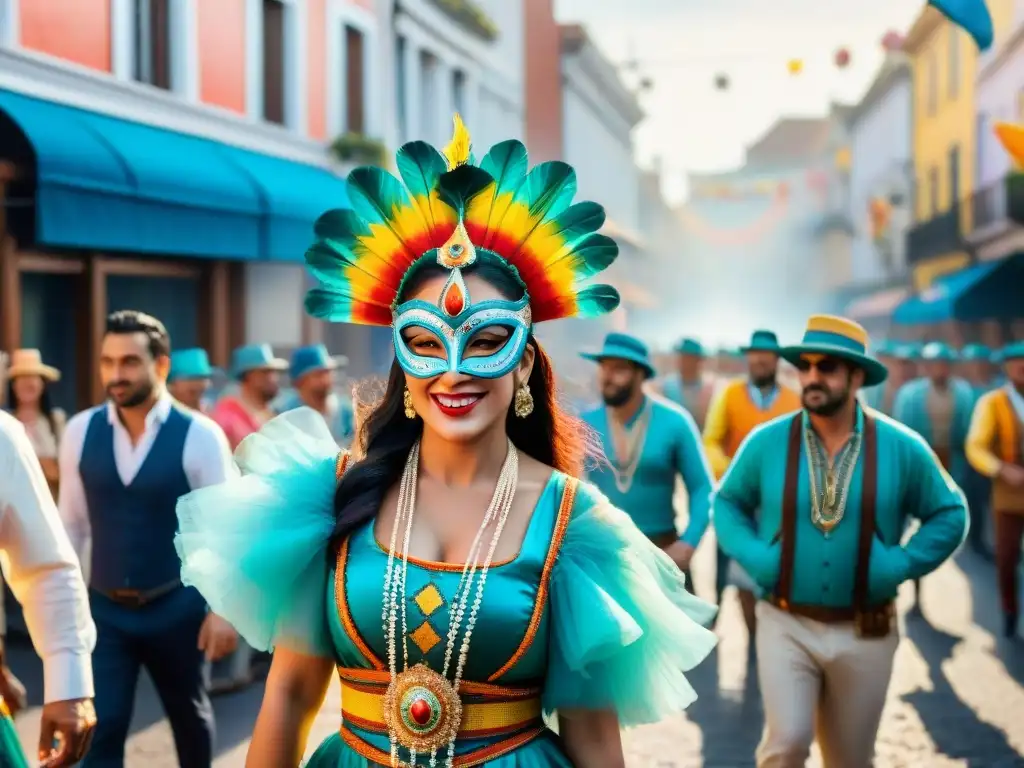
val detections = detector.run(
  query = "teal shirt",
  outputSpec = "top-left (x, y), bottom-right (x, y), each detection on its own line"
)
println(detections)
top-left (662, 374), bottom-right (702, 413)
top-left (582, 395), bottom-right (714, 546)
top-left (713, 409), bottom-right (968, 608)
top-left (892, 377), bottom-right (975, 478)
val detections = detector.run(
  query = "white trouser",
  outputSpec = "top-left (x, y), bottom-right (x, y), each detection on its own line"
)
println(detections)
top-left (754, 601), bottom-right (898, 768)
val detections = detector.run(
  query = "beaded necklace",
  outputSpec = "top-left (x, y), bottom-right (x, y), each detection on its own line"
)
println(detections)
top-left (608, 400), bottom-right (653, 493)
top-left (804, 422), bottom-right (862, 533)
top-left (380, 440), bottom-right (519, 767)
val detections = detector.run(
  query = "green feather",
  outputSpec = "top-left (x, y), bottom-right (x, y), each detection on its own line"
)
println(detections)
top-left (552, 233), bottom-right (618, 278)
top-left (544, 201), bottom-right (606, 242)
top-left (479, 140), bottom-right (529, 198)
top-left (572, 284), bottom-right (621, 317)
top-left (519, 161), bottom-right (577, 219)
top-left (314, 208), bottom-right (370, 243)
top-left (437, 164), bottom-right (495, 214)
top-left (395, 141), bottom-right (447, 201)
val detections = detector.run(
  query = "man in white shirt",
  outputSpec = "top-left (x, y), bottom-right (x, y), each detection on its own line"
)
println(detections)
top-left (0, 409), bottom-right (97, 767)
top-left (58, 311), bottom-right (238, 768)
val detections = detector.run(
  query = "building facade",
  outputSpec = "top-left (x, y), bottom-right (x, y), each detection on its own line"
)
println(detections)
top-left (555, 23), bottom-right (644, 352)
top-left (842, 51), bottom-right (914, 332)
top-left (0, 0), bottom-right (398, 408)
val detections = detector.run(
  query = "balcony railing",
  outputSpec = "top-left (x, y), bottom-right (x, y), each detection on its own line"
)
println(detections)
top-left (967, 173), bottom-right (1024, 242)
top-left (906, 204), bottom-right (963, 265)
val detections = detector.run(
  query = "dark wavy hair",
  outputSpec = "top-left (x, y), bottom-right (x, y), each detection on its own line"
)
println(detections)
top-left (329, 261), bottom-right (593, 550)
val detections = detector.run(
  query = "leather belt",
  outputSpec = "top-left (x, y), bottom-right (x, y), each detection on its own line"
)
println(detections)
top-left (768, 595), bottom-right (894, 626)
top-left (647, 531), bottom-right (678, 549)
top-left (97, 579), bottom-right (182, 608)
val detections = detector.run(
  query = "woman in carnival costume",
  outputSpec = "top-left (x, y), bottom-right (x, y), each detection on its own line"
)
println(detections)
top-left (175, 116), bottom-right (717, 768)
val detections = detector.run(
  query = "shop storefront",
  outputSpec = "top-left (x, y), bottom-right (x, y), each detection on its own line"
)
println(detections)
top-left (0, 88), bottom-right (349, 411)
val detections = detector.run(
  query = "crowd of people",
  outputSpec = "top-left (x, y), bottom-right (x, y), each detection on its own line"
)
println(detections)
top-left (0, 115), bottom-right (1017, 768)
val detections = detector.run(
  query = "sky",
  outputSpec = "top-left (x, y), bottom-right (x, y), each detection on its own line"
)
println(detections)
top-left (553, 0), bottom-right (925, 203)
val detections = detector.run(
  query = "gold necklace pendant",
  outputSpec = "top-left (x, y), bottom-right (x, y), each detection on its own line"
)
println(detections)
top-left (383, 664), bottom-right (463, 755)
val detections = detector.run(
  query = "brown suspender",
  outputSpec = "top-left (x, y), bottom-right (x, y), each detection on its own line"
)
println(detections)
top-left (776, 413), bottom-right (879, 617)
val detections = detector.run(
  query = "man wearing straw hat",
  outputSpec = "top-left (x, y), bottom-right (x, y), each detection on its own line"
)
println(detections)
top-left (715, 314), bottom-right (967, 768)
top-left (0, 405), bottom-right (97, 767)
top-left (580, 333), bottom-right (716, 590)
top-left (966, 340), bottom-right (1024, 638)
top-left (210, 344), bottom-right (288, 450)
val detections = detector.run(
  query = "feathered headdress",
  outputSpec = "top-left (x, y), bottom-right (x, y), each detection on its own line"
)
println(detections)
top-left (304, 115), bottom-right (621, 326)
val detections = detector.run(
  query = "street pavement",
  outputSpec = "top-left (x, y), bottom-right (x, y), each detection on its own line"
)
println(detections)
top-left (8, 534), bottom-right (1024, 767)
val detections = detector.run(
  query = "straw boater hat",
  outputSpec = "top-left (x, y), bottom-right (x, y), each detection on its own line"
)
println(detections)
top-left (7, 349), bottom-right (61, 382)
top-left (779, 315), bottom-right (888, 387)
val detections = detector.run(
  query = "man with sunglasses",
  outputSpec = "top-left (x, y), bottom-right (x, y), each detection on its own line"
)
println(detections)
top-left (714, 315), bottom-right (968, 768)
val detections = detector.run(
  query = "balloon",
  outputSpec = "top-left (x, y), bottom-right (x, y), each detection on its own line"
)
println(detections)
top-left (993, 122), bottom-right (1024, 166)
top-left (928, 0), bottom-right (993, 51)
top-left (835, 48), bottom-right (851, 68)
top-left (788, 59), bottom-right (803, 75)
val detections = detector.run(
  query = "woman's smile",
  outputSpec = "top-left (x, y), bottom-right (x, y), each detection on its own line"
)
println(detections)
top-left (431, 391), bottom-right (486, 417)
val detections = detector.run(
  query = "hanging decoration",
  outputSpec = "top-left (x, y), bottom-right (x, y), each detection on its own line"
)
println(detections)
top-left (787, 59), bottom-right (803, 75)
top-left (678, 182), bottom-right (791, 246)
top-left (714, 73), bottom-right (730, 91)
top-left (868, 198), bottom-right (892, 242)
top-left (881, 30), bottom-right (904, 51)
top-left (929, 0), bottom-right (993, 51)
top-left (834, 48), bottom-right (851, 68)
top-left (993, 122), bottom-right (1024, 167)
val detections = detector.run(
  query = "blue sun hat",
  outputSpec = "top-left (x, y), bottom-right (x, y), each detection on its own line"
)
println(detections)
top-left (673, 338), bottom-right (705, 357)
top-left (739, 329), bottom-right (782, 354)
top-left (289, 344), bottom-right (347, 381)
top-left (959, 342), bottom-right (993, 361)
top-left (168, 348), bottom-right (219, 383)
top-left (998, 341), bottom-right (1024, 362)
top-left (580, 332), bottom-right (656, 379)
top-left (920, 341), bottom-right (958, 362)
top-left (229, 344), bottom-right (288, 380)
top-left (779, 314), bottom-right (888, 386)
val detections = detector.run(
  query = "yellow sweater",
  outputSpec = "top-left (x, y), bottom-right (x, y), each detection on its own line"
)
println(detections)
top-left (966, 388), bottom-right (1024, 513)
top-left (703, 379), bottom-right (802, 479)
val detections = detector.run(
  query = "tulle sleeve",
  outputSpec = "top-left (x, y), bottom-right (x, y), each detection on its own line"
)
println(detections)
top-left (542, 483), bottom-right (718, 726)
top-left (175, 407), bottom-right (343, 658)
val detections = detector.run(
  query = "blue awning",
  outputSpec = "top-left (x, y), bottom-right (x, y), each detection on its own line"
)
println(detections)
top-left (893, 256), bottom-right (1023, 324)
top-left (220, 146), bottom-right (351, 262)
top-left (0, 89), bottom-right (349, 261)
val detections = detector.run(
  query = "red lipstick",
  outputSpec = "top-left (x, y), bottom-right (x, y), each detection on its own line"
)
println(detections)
top-left (431, 392), bottom-right (485, 417)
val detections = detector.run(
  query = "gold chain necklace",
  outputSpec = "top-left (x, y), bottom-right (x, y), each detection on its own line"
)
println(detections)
top-left (804, 427), bottom-right (862, 533)
top-left (608, 401), bottom-right (652, 493)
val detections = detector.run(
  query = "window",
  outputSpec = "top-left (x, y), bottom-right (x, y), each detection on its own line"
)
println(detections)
top-left (419, 51), bottom-right (438, 139)
top-left (976, 113), bottom-right (988, 186)
top-left (132, 0), bottom-right (171, 89)
top-left (262, 0), bottom-right (286, 124)
top-left (947, 26), bottom-right (960, 100)
top-left (927, 50), bottom-right (938, 115)
top-left (396, 35), bottom-right (407, 141)
top-left (948, 144), bottom-right (960, 205)
top-left (452, 70), bottom-right (466, 118)
top-left (929, 166), bottom-right (940, 216)
top-left (345, 25), bottom-right (366, 134)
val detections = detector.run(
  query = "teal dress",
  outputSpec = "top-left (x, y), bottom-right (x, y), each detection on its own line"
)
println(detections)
top-left (0, 700), bottom-right (28, 768)
top-left (175, 409), bottom-right (717, 766)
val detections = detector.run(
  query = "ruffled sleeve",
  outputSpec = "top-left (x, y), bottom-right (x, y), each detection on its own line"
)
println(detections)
top-left (175, 407), bottom-right (342, 658)
top-left (542, 482), bottom-right (718, 726)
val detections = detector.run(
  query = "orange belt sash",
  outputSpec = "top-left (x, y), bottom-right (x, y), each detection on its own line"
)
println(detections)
top-left (337, 668), bottom-right (543, 738)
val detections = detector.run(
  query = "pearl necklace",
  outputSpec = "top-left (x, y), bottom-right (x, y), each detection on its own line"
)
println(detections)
top-left (381, 439), bottom-right (519, 767)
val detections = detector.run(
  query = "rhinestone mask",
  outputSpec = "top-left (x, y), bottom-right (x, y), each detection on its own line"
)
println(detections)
top-left (391, 223), bottom-right (532, 380)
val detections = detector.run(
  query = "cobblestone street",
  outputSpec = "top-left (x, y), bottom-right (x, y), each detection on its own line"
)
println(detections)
top-left (10, 536), bottom-right (1024, 767)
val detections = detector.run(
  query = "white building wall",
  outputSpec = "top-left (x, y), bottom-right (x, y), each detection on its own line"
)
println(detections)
top-left (560, 56), bottom-right (641, 234)
top-left (847, 69), bottom-right (913, 284)
top-left (976, 15), bottom-right (1024, 190)
top-left (392, 0), bottom-right (524, 151)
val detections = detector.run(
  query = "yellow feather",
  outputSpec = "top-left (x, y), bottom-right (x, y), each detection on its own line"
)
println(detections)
top-left (443, 113), bottom-right (472, 170)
